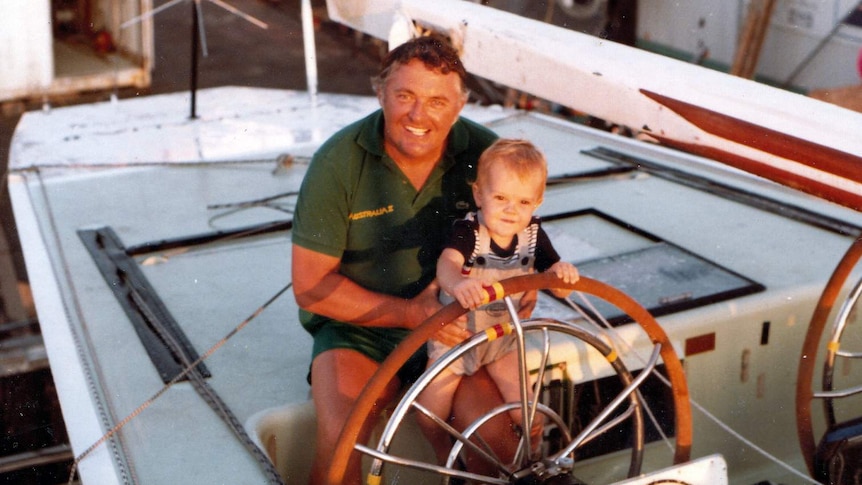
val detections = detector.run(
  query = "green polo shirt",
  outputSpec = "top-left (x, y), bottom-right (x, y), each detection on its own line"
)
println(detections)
top-left (292, 109), bottom-right (497, 363)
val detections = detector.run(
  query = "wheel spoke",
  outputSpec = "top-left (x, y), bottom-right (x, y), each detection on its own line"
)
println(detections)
top-left (412, 401), bottom-right (511, 475)
top-left (555, 345), bottom-right (657, 463)
top-left (503, 296), bottom-right (535, 467)
top-left (447, 401), bottom-right (571, 468)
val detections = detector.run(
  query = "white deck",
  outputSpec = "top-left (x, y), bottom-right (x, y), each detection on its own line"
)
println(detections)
top-left (8, 86), bottom-right (862, 484)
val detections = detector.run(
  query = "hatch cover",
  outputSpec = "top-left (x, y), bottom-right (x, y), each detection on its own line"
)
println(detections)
top-left (536, 209), bottom-right (765, 325)
top-left (575, 241), bottom-right (765, 324)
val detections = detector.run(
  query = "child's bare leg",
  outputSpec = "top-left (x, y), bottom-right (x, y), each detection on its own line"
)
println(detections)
top-left (486, 351), bottom-right (545, 451)
top-left (416, 367), bottom-right (463, 465)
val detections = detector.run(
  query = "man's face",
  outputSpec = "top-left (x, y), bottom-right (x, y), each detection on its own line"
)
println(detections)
top-left (378, 59), bottom-right (467, 168)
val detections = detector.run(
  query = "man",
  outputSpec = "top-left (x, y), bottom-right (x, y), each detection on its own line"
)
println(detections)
top-left (292, 35), bottom-right (522, 484)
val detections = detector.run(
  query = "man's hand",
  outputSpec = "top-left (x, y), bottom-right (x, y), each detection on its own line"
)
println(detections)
top-left (409, 281), bottom-right (472, 346)
top-left (432, 322), bottom-right (473, 347)
top-left (518, 289), bottom-right (538, 320)
top-left (405, 280), bottom-right (445, 325)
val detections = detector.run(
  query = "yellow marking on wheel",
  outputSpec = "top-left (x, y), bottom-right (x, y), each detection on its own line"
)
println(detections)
top-left (485, 322), bottom-right (513, 341)
top-left (366, 473), bottom-right (382, 485)
top-left (481, 282), bottom-right (505, 304)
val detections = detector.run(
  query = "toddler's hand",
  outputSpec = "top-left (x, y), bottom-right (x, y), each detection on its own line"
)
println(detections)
top-left (451, 278), bottom-right (494, 310)
top-left (549, 262), bottom-right (579, 298)
top-left (551, 261), bottom-right (579, 284)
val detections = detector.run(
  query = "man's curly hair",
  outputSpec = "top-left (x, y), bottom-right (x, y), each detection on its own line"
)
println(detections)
top-left (372, 34), bottom-right (469, 96)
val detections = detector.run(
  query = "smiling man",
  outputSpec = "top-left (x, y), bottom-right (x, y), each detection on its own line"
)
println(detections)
top-left (291, 35), bottom-right (500, 484)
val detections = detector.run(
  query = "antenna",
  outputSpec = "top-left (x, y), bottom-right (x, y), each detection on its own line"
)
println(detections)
top-left (122, 0), bottom-right (268, 119)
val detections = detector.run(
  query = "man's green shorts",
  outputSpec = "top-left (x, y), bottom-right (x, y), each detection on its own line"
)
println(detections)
top-left (302, 312), bottom-right (428, 385)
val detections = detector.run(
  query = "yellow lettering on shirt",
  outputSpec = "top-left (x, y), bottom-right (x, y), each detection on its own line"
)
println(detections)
top-left (348, 205), bottom-right (394, 221)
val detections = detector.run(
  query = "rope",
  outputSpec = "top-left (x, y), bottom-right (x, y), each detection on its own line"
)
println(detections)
top-left (206, 191), bottom-right (297, 228)
top-left (126, 288), bottom-right (285, 485)
top-left (67, 282), bottom-right (292, 484)
top-left (9, 155), bottom-right (309, 173)
top-left (15, 163), bottom-right (293, 483)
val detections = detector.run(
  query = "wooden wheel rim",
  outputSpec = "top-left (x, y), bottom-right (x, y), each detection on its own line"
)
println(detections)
top-left (795, 236), bottom-right (862, 475)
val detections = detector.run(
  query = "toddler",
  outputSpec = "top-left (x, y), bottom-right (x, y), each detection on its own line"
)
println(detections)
top-left (418, 138), bottom-right (579, 465)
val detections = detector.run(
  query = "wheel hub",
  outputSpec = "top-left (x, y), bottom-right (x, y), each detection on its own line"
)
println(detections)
top-left (512, 458), bottom-right (585, 485)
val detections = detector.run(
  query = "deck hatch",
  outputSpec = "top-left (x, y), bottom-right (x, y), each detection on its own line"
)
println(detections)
top-left (78, 227), bottom-right (211, 383)
top-left (537, 209), bottom-right (765, 324)
top-left (575, 241), bottom-right (765, 324)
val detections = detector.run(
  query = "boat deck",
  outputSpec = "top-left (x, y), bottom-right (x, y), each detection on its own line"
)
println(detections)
top-left (8, 86), bottom-right (862, 484)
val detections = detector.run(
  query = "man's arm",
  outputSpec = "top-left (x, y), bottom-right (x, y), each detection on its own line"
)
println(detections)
top-left (294, 244), bottom-right (471, 344)
top-left (292, 244), bottom-right (441, 329)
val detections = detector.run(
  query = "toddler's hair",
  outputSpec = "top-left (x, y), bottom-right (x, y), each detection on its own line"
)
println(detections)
top-left (475, 139), bottom-right (548, 190)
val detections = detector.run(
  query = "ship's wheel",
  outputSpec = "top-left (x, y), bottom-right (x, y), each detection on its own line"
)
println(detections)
top-left (796, 236), bottom-right (862, 481)
top-left (327, 273), bottom-right (691, 484)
